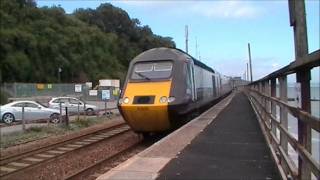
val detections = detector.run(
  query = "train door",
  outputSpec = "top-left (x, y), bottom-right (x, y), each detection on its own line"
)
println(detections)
top-left (190, 63), bottom-right (196, 101)
top-left (212, 75), bottom-right (216, 97)
top-left (216, 74), bottom-right (220, 96)
top-left (219, 77), bottom-right (223, 95)
top-left (186, 62), bottom-right (196, 101)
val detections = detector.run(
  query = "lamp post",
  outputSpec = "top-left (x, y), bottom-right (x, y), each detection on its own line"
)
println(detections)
top-left (58, 67), bottom-right (62, 83)
top-left (58, 67), bottom-right (62, 95)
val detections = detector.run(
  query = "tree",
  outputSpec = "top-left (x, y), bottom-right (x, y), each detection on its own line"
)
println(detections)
top-left (0, 0), bottom-right (175, 83)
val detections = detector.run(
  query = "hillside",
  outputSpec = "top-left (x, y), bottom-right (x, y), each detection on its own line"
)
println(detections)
top-left (0, 0), bottom-right (175, 83)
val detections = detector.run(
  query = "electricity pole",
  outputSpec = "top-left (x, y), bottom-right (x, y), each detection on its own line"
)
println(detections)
top-left (195, 37), bottom-right (198, 58)
top-left (246, 63), bottom-right (249, 81)
top-left (185, 25), bottom-right (189, 53)
top-left (248, 43), bottom-right (253, 82)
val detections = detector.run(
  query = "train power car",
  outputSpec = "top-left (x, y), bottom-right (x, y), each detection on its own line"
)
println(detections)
top-left (118, 47), bottom-right (232, 134)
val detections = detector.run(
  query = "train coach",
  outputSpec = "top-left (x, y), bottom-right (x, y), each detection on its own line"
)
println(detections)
top-left (118, 47), bottom-right (232, 134)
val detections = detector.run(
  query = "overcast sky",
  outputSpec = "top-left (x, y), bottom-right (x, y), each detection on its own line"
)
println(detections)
top-left (37, 0), bottom-right (319, 82)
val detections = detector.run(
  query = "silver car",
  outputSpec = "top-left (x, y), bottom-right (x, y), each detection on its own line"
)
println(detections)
top-left (0, 101), bottom-right (61, 124)
top-left (48, 97), bottom-right (98, 115)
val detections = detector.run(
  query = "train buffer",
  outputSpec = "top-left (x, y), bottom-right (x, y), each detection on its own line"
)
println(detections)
top-left (97, 92), bottom-right (283, 179)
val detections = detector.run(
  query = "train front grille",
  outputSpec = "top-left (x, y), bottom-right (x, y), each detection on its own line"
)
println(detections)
top-left (133, 96), bottom-right (155, 104)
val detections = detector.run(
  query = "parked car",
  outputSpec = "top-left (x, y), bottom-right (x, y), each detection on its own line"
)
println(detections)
top-left (48, 97), bottom-right (98, 115)
top-left (0, 101), bottom-right (61, 124)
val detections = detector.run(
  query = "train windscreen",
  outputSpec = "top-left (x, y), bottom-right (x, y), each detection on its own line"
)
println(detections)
top-left (131, 61), bottom-right (173, 80)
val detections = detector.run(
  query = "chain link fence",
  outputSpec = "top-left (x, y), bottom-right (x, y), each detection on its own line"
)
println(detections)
top-left (0, 83), bottom-right (121, 132)
top-left (1, 82), bottom-right (120, 103)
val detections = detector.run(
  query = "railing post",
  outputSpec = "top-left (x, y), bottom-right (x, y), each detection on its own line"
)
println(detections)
top-left (270, 78), bottom-right (277, 135)
top-left (297, 70), bottom-right (312, 179)
top-left (258, 82), bottom-right (263, 114)
top-left (289, 0), bottom-right (311, 178)
top-left (65, 107), bottom-right (69, 127)
top-left (279, 76), bottom-right (288, 167)
top-left (22, 106), bottom-right (25, 131)
top-left (84, 101), bottom-right (87, 121)
top-left (59, 102), bottom-right (62, 124)
top-left (265, 80), bottom-right (271, 128)
top-left (77, 102), bottom-right (80, 120)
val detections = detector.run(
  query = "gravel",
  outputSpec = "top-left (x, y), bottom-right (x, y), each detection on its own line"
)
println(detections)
top-left (3, 131), bottom-right (141, 180)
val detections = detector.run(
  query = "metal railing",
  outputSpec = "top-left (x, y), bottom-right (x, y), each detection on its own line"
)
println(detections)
top-left (245, 50), bottom-right (319, 180)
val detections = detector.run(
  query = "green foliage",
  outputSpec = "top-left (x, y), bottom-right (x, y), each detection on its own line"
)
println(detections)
top-left (0, 1), bottom-right (175, 84)
top-left (0, 90), bottom-right (10, 105)
top-left (0, 116), bottom-right (108, 149)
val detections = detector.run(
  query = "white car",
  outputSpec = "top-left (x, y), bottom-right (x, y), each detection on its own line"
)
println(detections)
top-left (0, 101), bottom-right (61, 124)
top-left (48, 97), bottom-right (98, 115)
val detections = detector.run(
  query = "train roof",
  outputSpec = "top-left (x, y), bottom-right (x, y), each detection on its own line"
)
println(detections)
top-left (132, 47), bottom-right (215, 73)
top-left (174, 48), bottom-right (215, 73)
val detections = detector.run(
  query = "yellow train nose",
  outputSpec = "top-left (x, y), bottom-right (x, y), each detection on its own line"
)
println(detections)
top-left (119, 81), bottom-right (172, 132)
top-left (120, 105), bottom-right (170, 132)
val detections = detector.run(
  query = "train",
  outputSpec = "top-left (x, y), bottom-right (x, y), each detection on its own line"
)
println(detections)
top-left (118, 47), bottom-right (233, 134)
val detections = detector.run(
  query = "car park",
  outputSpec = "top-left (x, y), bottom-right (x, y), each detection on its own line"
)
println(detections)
top-left (0, 101), bottom-right (61, 124)
top-left (48, 97), bottom-right (98, 115)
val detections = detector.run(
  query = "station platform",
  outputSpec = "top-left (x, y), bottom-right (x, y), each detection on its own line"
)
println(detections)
top-left (97, 92), bottom-right (281, 180)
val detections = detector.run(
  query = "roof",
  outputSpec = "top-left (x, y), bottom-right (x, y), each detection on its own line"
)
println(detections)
top-left (132, 47), bottom-right (215, 73)
top-left (51, 97), bottom-right (79, 99)
top-left (173, 48), bottom-right (215, 73)
top-left (2, 100), bottom-right (40, 107)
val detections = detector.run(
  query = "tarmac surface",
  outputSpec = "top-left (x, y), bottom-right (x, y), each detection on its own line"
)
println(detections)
top-left (157, 92), bottom-right (280, 179)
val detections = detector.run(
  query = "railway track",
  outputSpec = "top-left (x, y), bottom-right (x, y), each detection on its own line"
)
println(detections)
top-left (65, 135), bottom-right (165, 180)
top-left (66, 143), bottom-right (144, 180)
top-left (0, 123), bottom-right (130, 178)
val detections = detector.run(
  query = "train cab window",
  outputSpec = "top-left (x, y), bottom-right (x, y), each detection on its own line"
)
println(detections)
top-left (134, 62), bottom-right (153, 72)
top-left (154, 62), bottom-right (172, 71)
top-left (131, 61), bottom-right (173, 80)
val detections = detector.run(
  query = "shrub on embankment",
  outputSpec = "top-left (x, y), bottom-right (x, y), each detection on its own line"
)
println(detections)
top-left (0, 0), bottom-right (175, 84)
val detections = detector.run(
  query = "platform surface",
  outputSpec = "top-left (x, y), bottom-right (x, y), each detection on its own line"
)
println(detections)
top-left (157, 92), bottom-right (281, 179)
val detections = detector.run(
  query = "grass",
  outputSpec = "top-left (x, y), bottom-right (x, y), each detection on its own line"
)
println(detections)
top-left (0, 115), bottom-right (113, 149)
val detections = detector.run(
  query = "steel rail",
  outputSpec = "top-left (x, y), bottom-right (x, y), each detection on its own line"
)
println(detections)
top-left (0, 123), bottom-right (130, 178)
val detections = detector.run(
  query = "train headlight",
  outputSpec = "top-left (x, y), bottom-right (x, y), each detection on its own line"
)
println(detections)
top-left (168, 96), bottom-right (175, 103)
top-left (123, 97), bottom-right (130, 104)
top-left (118, 98), bottom-right (123, 104)
top-left (159, 96), bottom-right (167, 103)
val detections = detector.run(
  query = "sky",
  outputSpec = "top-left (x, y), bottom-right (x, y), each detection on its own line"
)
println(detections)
top-left (36, 0), bottom-right (319, 82)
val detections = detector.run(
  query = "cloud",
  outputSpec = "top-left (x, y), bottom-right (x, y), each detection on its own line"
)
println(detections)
top-left (206, 56), bottom-right (286, 80)
top-left (114, 1), bottom-right (262, 19)
top-left (272, 62), bottom-right (280, 68)
top-left (190, 1), bottom-right (261, 19)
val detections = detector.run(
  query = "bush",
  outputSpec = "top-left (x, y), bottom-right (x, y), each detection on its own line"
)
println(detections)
top-left (0, 90), bottom-right (10, 105)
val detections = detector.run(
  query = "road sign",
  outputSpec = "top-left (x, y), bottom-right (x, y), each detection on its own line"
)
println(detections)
top-left (75, 84), bottom-right (82, 92)
top-left (102, 90), bottom-right (110, 100)
top-left (89, 90), bottom-right (98, 96)
top-left (86, 82), bottom-right (92, 88)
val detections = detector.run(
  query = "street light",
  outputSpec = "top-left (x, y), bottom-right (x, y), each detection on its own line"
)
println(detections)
top-left (58, 67), bottom-right (62, 95)
top-left (58, 67), bottom-right (62, 83)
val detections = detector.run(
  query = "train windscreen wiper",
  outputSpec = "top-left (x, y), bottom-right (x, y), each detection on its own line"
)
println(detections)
top-left (135, 71), bottom-right (151, 80)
